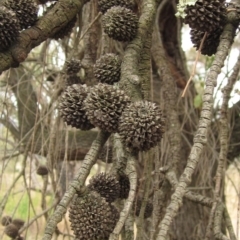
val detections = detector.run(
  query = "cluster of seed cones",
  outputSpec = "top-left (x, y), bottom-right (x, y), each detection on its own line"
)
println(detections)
top-left (58, 82), bottom-right (165, 152)
top-left (183, 0), bottom-right (227, 55)
top-left (59, 52), bottom-right (165, 152)
top-left (69, 172), bottom-right (153, 239)
top-left (1, 216), bottom-right (25, 239)
top-left (0, 0), bottom-right (38, 52)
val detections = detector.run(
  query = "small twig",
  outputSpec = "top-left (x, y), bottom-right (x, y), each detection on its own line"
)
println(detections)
top-left (19, 201), bottom-right (58, 234)
top-left (156, 15), bottom-right (237, 239)
top-left (41, 175), bottom-right (49, 220)
top-left (0, 170), bottom-right (23, 217)
top-left (136, 150), bottom-right (153, 240)
top-left (124, 214), bottom-right (135, 240)
top-left (1, 152), bottom-right (21, 161)
top-left (223, 207), bottom-right (237, 240)
top-left (181, 32), bottom-right (208, 97)
top-left (150, 144), bottom-right (162, 240)
top-left (43, 130), bottom-right (110, 240)
top-left (213, 203), bottom-right (230, 240)
top-left (206, 51), bottom-right (240, 240)
top-left (163, 169), bottom-right (214, 208)
top-left (79, 12), bottom-right (102, 42)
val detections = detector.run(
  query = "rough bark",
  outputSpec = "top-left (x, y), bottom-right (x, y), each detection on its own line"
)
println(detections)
top-left (0, 1), bottom-right (240, 240)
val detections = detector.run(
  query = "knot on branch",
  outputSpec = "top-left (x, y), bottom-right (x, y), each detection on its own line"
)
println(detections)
top-left (11, 46), bottom-right (28, 63)
top-left (128, 75), bottom-right (140, 85)
top-left (226, 3), bottom-right (240, 26)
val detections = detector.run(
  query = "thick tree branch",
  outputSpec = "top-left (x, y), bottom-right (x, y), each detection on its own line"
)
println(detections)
top-left (162, 168), bottom-right (214, 208)
top-left (119, 0), bottom-right (157, 101)
top-left (9, 67), bottom-right (39, 139)
top-left (152, 1), bottom-right (182, 173)
top-left (213, 203), bottom-right (230, 240)
top-left (156, 10), bottom-right (238, 239)
top-left (150, 2), bottom-right (184, 236)
top-left (206, 51), bottom-right (240, 240)
top-left (0, 116), bottom-right (19, 140)
top-left (109, 154), bottom-right (138, 240)
top-left (164, 168), bottom-right (237, 240)
top-left (43, 130), bottom-right (110, 240)
top-left (0, 0), bottom-right (85, 74)
top-left (227, 53), bottom-right (240, 160)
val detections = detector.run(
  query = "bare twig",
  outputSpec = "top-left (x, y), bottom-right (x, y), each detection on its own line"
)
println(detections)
top-left (136, 150), bottom-right (153, 240)
top-left (181, 32), bottom-right (208, 97)
top-left (109, 154), bottom-right (138, 240)
top-left (223, 207), bottom-right (237, 240)
top-left (19, 201), bottom-right (59, 234)
top-left (156, 12), bottom-right (238, 239)
top-left (162, 169), bottom-right (213, 208)
top-left (213, 203), bottom-right (230, 240)
top-left (79, 12), bottom-right (101, 42)
top-left (43, 130), bottom-right (110, 240)
top-left (0, 170), bottom-right (23, 217)
top-left (206, 51), bottom-right (240, 240)
top-left (124, 214), bottom-right (135, 240)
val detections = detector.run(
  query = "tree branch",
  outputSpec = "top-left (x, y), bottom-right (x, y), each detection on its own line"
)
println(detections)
top-left (156, 10), bottom-right (238, 239)
top-left (163, 167), bottom-right (237, 240)
top-left (0, 0), bottom-right (85, 74)
top-left (43, 130), bottom-right (110, 240)
top-left (119, 0), bottom-right (157, 101)
top-left (109, 154), bottom-right (138, 240)
top-left (213, 203), bottom-right (230, 240)
top-left (0, 116), bottom-right (19, 140)
top-left (150, 1), bottom-right (184, 236)
top-left (205, 51), bottom-right (240, 240)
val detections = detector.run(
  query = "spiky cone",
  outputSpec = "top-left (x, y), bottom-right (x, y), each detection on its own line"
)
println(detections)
top-left (0, 6), bottom-right (20, 52)
top-left (88, 173), bottom-right (120, 203)
top-left (134, 199), bottom-right (153, 219)
top-left (69, 191), bottom-right (119, 240)
top-left (58, 84), bottom-right (94, 130)
top-left (65, 59), bottom-right (81, 75)
top-left (84, 83), bottom-right (130, 132)
top-left (65, 75), bottom-right (83, 87)
top-left (184, 0), bottom-right (226, 32)
top-left (94, 53), bottom-right (122, 85)
top-left (4, 223), bottom-right (19, 238)
top-left (1, 216), bottom-right (12, 226)
top-left (190, 28), bottom-right (223, 56)
top-left (118, 173), bottom-right (130, 199)
top-left (102, 6), bottom-right (138, 42)
top-left (12, 219), bottom-right (25, 230)
top-left (119, 101), bottom-right (165, 151)
top-left (36, 165), bottom-right (49, 176)
top-left (4, 0), bottom-right (38, 29)
top-left (97, 0), bottom-right (135, 13)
